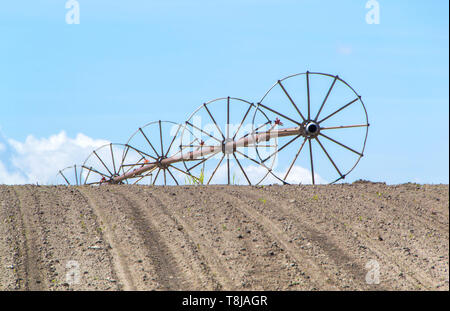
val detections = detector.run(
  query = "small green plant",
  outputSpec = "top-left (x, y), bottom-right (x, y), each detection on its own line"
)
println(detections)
top-left (222, 224), bottom-right (227, 230)
top-left (184, 168), bottom-right (204, 185)
top-left (289, 281), bottom-right (301, 286)
top-left (185, 175), bottom-right (195, 185)
top-left (312, 194), bottom-right (319, 201)
top-left (376, 191), bottom-right (382, 198)
top-left (259, 198), bottom-right (266, 204)
top-left (198, 168), bottom-right (205, 185)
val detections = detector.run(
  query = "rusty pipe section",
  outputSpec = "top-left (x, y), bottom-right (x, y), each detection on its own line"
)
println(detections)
top-left (112, 125), bottom-right (302, 183)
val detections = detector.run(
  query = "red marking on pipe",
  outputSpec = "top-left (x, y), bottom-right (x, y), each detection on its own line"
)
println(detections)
top-left (275, 118), bottom-right (283, 126)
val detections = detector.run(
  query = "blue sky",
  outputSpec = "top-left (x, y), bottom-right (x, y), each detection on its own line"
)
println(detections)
top-left (0, 0), bottom-right (448, 184)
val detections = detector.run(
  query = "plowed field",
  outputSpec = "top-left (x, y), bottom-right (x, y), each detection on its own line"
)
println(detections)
top-left (0, 182), bottom-right (448, 291)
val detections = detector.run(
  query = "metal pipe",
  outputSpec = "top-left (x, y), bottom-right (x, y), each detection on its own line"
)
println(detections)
top-left (111, 125), bottom-right (303, 183)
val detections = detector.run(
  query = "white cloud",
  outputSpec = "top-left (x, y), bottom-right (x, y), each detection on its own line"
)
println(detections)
top-left (337, 44), bottom-right (353, 55)
top-left (0, 131), bottom-right (109, 185)
top-left (246, 164), bottom-right (327, 185)
top-left (0, 161), bottom-right (28, 185)
top-left (0, 130), bottom-right (328, 186)
top-left (173, 162), bottom-right (327, 185)
top-left (279, 165), bottom-right (328, 184)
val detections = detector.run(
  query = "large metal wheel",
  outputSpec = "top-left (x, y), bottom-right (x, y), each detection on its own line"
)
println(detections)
top-left (79, 143), bottom-right (146, 185)
top-left (253, 72), bottom-right (369, 184)
top-left (180, 97), bottom-right (276, 185)
top-left (123, 120), bottom-right (194, 185)
top-left (56, 165), bottom-right (81, 185)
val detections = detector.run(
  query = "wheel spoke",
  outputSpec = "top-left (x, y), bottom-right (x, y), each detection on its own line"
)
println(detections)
top-left (132, 167), bottom-right (158, 185)
top-left (110, 144), bottom-right (117, 175)
top-left (306, 71), bottom-right (311, 120)
top-left (165, 124), bottom-right (181, 158)
top-left (93, 150), bottom-right (113, 177)
top-left (233, 153), bottom-right (251, 185)
top-left (227, 154), bottom-right (230, 185)
top-left (308, 139), bottom-right (315, 185)
top-left (159, 120), bottom-right (164, 157)
top-left (243, 120), bottom-right (271, 138)
top-left (262, 134), bottom-right (301, 163)
top-left (166, 167), bottom-right (179, 185)
top-left (207, 155), bottom-right (225, 185)
top-left (133, 176), bottom-right (144, 185)
top-left (83, 167), bottom-right (92, 184)
top-left (74, 165), bottom-right (78, 185)
top-left (318, 97), bottom-right (359, 124)
top-left (139, 128), bottom-right (160, 157)
top-left (204, 103), bottom-right (225, 140)
top-left (233, 103), bottom-right (253, 140)
top-left (185, 121), bottom-right (222, 143)
top-left (319, 133), bottom-right (363, 157)
top-left (284, 137), bottom-right (307, 180)
top-left (235, 150), bottom-right (261, 166)
top-left (258, 103), bottom-right (302, 126)
top-left (152, 168), bottom-right (161, 185)
top-left (227, 97), bottom-right (230, 140)
top-left (169, 164), bottom-right (196, 179)
top-left (59, 171), bottom-right (70, 185)
top-left (320, 124), bottom-right (368, 130)
top-left (81, 166), bottom-right (110, 180)
top-left (315, 75), bottom-right (337, 121)
top-left (316, 137), bottom-right (343, 178)
top-left (126, 145), bottom-right (158, 161)
top-left (122, 156), bottom-right (146, 175)
top-left (119, 162), bottom-right (127, 177)
top-left (121, 158), bottom-right (152, 167)
top-left (122, 145), bottom-right (130, 166)
top-left (278, 80), bottom-right (306, 122)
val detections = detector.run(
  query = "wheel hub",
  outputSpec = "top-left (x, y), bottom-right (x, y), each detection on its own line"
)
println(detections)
top-left (156, 156), bottom-right (168, 169)
top-left (304, 121), bottom-right (320, 138)
top-left (222, 138), bottom-right (235, 154)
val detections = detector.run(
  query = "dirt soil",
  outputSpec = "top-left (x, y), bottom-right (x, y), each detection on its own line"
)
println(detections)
top-left (0, 182), bottom-right (448, 291)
